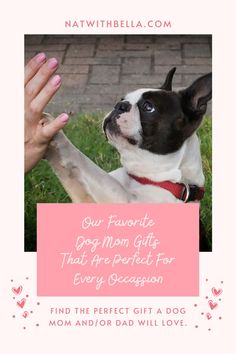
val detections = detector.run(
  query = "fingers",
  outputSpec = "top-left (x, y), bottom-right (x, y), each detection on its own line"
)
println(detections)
top-left (29, 74), bottom-right (62, 115)
top-left (42, 113), bottom-right (69, 140)
top-left (25, 57), bottom-right (59, 105)
top-left (24, 53), bottom-right (46, 86)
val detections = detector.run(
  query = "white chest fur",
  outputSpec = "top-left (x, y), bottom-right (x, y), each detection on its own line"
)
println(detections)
top-left (109, 133), bottom-right (204, 203)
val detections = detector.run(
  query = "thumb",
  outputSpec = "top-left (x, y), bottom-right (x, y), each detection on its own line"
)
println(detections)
top-left (43, 113), bottom-right (69, 139)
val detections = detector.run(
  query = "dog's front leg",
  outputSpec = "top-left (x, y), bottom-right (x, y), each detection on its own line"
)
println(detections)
top-left (45, 130), bottom-right (134, 203)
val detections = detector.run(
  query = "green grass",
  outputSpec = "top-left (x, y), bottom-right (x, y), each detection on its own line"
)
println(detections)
top-left (198, 116), bottom-right (212, 248)
top-left (25, 113), bottom-right (212, 252)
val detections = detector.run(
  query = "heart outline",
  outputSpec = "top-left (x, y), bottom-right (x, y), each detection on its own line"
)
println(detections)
top-left (17, 298), bottom-right (26, 309)
top-left (212, 287), bottom-right (223, 297)
top-left (206, 312), bottom-right (212, 320)
top-left (22, 311), bottom-right (29, 318)
top-left (208, 300), bottom-right (218, 310)
top-left (12, 285), bottom-right (23, 295)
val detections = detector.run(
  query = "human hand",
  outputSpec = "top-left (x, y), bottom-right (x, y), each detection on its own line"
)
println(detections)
top-left (25, 53), bottom-right (69, 173)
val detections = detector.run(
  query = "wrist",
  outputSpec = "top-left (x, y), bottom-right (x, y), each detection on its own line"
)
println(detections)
top-left (24, 140), bottom-right (48, 173)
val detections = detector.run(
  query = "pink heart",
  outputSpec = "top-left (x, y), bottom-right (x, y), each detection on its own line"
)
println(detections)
top-left (12, 285), bottom-right (23, 295)
top-left (208, 300), bottom-right (218, 310)
top-left (22, 311), bottom-right (29, 318)
top-left (206, 313), bottom-right (212, 320)
top-left (17, 298), bottom-right (26, 309)
top-left (212, 287), bottom-right (223, 297)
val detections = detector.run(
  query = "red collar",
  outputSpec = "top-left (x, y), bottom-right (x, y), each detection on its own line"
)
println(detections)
top-left (128, 174), bottom-right (205, 202)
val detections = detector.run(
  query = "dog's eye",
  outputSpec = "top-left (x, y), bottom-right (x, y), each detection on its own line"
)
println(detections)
top-left (142, 101), bottom-right (155, 113)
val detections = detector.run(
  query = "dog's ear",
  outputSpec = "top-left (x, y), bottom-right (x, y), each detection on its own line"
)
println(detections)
top-left (180, 73), bottom-right (212, 118)
top-left (159, 67), bottom-right (176, 91)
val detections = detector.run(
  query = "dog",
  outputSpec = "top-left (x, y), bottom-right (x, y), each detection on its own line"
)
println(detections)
top-left (44, 67), bottom-right (212, 250)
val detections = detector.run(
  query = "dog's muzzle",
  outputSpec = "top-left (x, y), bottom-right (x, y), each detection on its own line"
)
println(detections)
top-left (103, 100), bottom-right (131, 136)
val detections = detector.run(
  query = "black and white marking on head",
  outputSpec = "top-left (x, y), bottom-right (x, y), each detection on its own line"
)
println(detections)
top-left (137, 69), bottom-right (212, 154)
top-left (103, 68), bottom-right (212, 155)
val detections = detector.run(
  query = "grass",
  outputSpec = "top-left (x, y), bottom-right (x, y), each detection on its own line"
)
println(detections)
top-left (25, 113), bottom-right (212, 252)
top-left (198, 117), bottom-right (212, 248)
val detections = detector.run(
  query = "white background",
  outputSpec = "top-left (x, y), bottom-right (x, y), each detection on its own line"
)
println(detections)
top-left (0, 0), bottom-right (236, 353)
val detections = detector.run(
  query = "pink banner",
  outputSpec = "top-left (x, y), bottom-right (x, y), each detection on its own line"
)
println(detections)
top-left (37, 203), bottom-right (199, 296)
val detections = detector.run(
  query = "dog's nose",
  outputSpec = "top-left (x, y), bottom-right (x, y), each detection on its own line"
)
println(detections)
top-left (114, 100), bottom-right (131, 113)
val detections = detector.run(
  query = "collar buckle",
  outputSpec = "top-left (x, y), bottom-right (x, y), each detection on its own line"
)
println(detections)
top-left (181, 183), bottom-right (190, 203)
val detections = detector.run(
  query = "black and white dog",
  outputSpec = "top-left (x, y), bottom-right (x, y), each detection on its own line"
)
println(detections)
top-left (45, 67), bottom-right (212, 249)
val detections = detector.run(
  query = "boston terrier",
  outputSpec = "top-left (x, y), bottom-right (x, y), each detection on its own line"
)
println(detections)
top-left (44, 68), bottom-right (212, 250)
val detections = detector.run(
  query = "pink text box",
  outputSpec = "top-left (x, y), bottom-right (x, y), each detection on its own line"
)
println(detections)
top-left (37, 203), bottom-right (199, 296)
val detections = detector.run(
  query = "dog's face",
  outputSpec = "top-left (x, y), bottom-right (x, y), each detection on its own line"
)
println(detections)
top-left (103, 68), bottom-right (212, 155)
